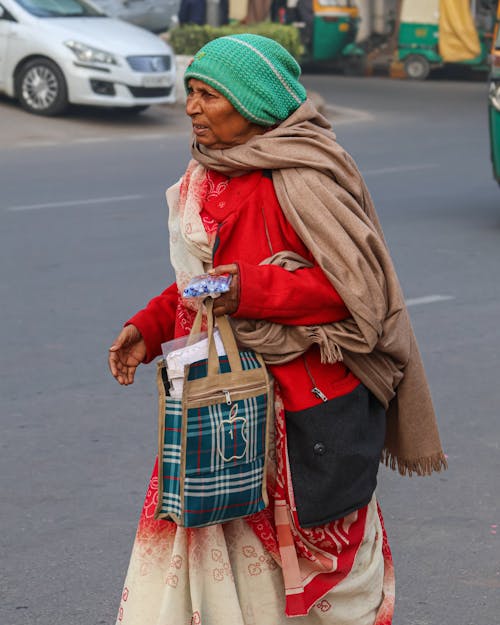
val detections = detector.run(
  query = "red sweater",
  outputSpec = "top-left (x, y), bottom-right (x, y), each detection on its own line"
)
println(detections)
top-left (128, 170), bottom-right (359, 411)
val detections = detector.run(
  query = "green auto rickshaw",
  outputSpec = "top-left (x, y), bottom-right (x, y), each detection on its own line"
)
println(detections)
top-left (291, 0), bottom-right (365, 72)
top-left (488, 5), bottom-right (500, 184)
top-left (397, 0), bottom-right (497, 80)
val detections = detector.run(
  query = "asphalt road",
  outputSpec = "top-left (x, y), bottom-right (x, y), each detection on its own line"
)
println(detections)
top-left (1, 74), bottom-right (499, 625)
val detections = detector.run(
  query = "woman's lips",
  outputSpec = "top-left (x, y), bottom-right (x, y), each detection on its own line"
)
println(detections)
top-left (192, 124), bottom-right (209, 136)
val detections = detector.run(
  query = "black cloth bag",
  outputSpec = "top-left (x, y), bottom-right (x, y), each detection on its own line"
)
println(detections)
top-left (285, 384), bottom-right (386, 528)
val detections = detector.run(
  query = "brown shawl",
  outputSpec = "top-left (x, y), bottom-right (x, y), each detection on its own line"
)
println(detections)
top-left (191, 99), bottom-right (447, 477)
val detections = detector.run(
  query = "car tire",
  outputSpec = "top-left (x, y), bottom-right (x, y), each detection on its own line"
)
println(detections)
top-left (404, 55), bottom-right (431, 81)
top-left (16, 58), bottom-right (68, 116)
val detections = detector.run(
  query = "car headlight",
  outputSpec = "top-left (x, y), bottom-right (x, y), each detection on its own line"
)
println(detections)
top-left (489, 81), bottom-right (500, 112)
top-left (65, 40), bottom-right (117, 65)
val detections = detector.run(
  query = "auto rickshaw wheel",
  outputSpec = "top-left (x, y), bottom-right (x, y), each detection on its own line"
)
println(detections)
top-left (404, 55), bottom-right (431, 81)
top-left (342, 55), bottom-right (366, 77)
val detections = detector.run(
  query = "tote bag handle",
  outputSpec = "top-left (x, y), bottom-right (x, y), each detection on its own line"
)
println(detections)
top-left (205, 299), bottom-right (243, 376)
top-left (186, 299), bottom-right (244, 375)
top-left (186, 303), bottom-right (204, 346)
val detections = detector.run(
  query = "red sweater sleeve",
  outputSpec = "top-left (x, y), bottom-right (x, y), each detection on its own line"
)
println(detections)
top-left (126, 282), bottom-right (178, 363)
top-left (234, 261), bottom-right (350, 325)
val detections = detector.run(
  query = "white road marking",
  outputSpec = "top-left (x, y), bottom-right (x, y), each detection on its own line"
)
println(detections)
top-left (326, 104), bottom-right (374, 125)
top-left (74, 137), bottom-right (112, 144)
top-left (10, 130), bottom-right (185, 150)
top-left (6, 194), bottom-right (145, 211)
top-left (406, 295), bottom-right (455, 307)
top-left (364, 163), bottom-right (439, 176)
top-left (123, 133), bottom-right (170, 141)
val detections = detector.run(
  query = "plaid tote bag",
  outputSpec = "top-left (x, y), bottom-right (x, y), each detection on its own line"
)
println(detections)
top-left (154, 300), bottom-right (273, 527)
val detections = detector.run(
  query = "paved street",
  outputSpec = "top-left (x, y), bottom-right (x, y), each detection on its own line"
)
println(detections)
top-left (1, 74), bottom-right (499, 625)
top-left (0, 93), bottom-right (192, 148)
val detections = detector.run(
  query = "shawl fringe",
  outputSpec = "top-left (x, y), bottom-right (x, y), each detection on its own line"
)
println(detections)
top-left (311, 331), bottom-right (344, 364)
top-left (382, 449), bottom-right (448, 477)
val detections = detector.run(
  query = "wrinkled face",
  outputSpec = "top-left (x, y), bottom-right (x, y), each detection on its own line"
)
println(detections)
top-left (185, 78), bottom-right (266, 149)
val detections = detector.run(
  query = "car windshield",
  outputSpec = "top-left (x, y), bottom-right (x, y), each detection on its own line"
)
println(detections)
top-left (13, 0), bottom-right (104, 17)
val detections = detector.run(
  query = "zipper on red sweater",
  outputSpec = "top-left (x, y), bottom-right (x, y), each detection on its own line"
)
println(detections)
top-left (302, 355), bottom-right (328, 402)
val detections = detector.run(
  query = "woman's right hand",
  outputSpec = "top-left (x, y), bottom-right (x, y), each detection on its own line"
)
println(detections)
top-left (108, 324), bottom-right (147, 386)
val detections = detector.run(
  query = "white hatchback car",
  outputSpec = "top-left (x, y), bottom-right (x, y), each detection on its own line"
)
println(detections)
top-left (0, 0), bottom-right (176, 115)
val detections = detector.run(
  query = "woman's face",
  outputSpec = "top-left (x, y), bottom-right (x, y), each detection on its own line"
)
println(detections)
top-left (186, 78), bottom-right (266, 149)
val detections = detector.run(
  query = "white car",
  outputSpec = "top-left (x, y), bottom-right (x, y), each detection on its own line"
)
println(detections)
top-left (0, 0), bottom-right (176, 115)
top-left (92, 0), bottom-right (180, 34)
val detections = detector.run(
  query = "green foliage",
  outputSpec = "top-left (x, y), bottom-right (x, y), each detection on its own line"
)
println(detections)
top-left (168, 23), bottom-right (304, 60)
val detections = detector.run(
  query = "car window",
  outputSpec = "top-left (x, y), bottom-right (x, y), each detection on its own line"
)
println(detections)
top-left (12, 0), bottom-right (104, 17)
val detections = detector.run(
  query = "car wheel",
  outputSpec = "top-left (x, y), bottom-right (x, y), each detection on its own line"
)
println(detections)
top-left (16, 58), bottom-right (68, 116)
top-left (403, 55), bottom-right (431, 81)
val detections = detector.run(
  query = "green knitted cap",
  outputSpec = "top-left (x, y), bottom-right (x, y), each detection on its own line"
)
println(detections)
top-left (184, 34), bottom-right (307, 126)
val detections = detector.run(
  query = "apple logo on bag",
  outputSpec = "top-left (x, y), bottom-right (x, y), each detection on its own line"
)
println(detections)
top-left (217, 403), bottom-right (248, 463)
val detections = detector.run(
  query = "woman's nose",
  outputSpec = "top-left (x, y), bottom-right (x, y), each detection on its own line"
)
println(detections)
top-left (186, 93), bottom-right (201, 116)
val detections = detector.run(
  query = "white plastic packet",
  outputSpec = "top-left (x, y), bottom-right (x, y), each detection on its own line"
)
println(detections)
top-left (160, 330), bottom-right (226, 398)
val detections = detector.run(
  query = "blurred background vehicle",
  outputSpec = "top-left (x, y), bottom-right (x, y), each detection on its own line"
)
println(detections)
top-left (396, 0), bottom-right (498, 80)
top-left (488, 2), bottom-right (500, 184)
top-left (0, 0), bottom-right (176, 116)
top-left (290, 0), bottom-right (366, 74)
top-left (92, 0), bottom-right (180, 33)
top-left (245, 0), bottom-right (498, 78)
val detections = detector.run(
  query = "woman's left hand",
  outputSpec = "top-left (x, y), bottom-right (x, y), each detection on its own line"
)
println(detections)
top-left (209, 264), bottom-right (240, 316)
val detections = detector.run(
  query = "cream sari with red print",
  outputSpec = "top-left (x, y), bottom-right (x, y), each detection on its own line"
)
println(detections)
top-left (115, 388), bottom-right (394, 625)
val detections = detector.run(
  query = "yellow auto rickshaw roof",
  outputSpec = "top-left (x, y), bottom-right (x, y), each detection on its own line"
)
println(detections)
top-left (313, 0), bottom-right (359, 17)
top-left (400, 0), bottom-right (439, 25)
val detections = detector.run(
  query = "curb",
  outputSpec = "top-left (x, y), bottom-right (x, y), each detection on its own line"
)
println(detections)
top-left (307, 90), bottom-right (326, 116)
top-left (174, 54), bottom-right (193, 102)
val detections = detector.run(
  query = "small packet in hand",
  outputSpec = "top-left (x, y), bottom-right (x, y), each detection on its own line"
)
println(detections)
top-left (182, 273), bottom-right (232, 299)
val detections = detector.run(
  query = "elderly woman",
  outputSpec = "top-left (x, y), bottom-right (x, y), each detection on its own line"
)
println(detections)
top-left (108, 34), bottom-right (446, 625)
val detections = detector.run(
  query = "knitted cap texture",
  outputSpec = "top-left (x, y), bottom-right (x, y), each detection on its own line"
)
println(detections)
top-left (184, 34), bottom-right (307, 126)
